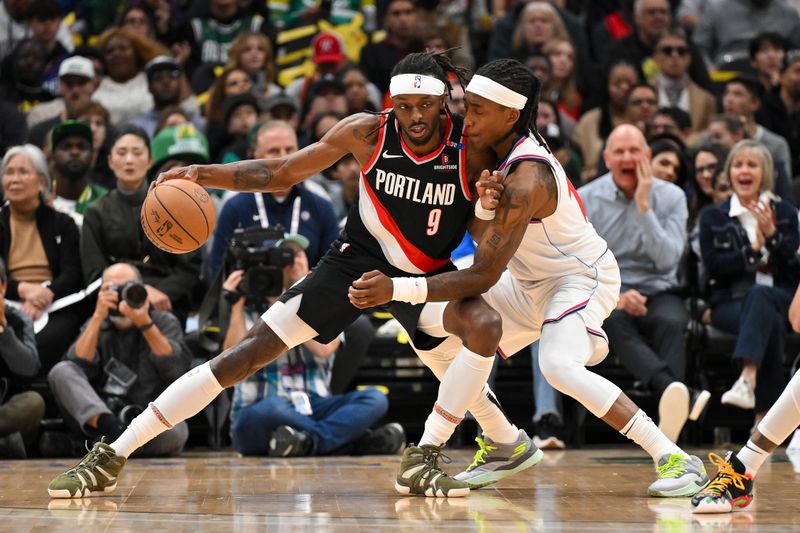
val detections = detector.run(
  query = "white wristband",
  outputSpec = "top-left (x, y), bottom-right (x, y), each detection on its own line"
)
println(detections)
top-left (391, 277), bottom-right (428, 305)
top-left (474, 201), bottom-right (496, 221)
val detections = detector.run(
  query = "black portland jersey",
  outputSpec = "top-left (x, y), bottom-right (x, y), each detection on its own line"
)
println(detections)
top-left (344, 110), bottom-right (472, 274)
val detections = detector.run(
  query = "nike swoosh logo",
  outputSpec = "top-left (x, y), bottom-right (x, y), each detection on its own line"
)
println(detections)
top-left (382, 150), bottom-right (404, 159)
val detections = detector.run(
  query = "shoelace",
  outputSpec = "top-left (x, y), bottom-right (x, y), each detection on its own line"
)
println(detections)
top-left (657, 453), bottom-right (688, 478)
top-left (421, 445), bottom-right (453, 471)
top-left (468, 437), bottom-right (497, 470)
top-left (67, 441), bottom-right (114, 477)
top-left (703, 453), bottom-right (748, 495)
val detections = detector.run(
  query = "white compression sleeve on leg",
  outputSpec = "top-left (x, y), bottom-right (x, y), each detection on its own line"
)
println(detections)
top-left (419, 346), bottom-right (496, 446)
top-left (538, 314), bottom-right (621, 418)
top-left (415, 338), bottom-right (519, 444)
top-left (110, 362), bottom-right (224, 458)
top-left (754, 370), bottom-right (800, 452)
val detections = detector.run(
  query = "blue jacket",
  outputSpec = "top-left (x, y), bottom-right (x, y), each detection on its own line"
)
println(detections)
top-left (210, 185), bottom-right (340, 277)
top-left (699, 197), bottom-right (800, 305)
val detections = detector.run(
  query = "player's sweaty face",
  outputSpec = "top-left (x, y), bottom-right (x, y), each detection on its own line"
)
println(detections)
top-left (392, 94), bottom-right (444, 147)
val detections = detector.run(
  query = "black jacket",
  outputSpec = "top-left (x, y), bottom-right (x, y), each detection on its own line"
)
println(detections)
top-left (699, 197), bottom-right (800, 305)
top-left (0, 202), bottom-right (83, 301)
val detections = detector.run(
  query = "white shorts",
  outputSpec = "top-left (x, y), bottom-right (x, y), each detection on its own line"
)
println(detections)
top-left (483, 250), bottom-right (621, 364)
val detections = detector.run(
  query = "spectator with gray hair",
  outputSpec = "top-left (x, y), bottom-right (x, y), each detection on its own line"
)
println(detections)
top-left (0, 144), bottom-right (85, 375)
top-left (699, 139), bottom-right (800, 421)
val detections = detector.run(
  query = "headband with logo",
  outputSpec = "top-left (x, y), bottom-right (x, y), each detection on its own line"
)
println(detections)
top-left (389, 74), bottom-right (446, 97)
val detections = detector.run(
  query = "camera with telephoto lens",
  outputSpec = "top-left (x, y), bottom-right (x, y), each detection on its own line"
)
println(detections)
top-left (108, 281), bottom-right (148, 316)
top-left (226, 225), bottom-right (295, 301)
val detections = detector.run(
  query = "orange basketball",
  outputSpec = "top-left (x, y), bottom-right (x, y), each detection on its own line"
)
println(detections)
top-left (141, 179), bottom-right (216, 254)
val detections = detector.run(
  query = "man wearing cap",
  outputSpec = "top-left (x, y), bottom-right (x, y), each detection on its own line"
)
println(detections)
top-left (129, 56), bottom-right (204, 139)
top-left (286, 32), bottom-right (381, 109)
top-left (223, 234), bottom-right (404, 457)
top-left (49, 119), bottom-right (107, 227)
top-left (149, 124), bottom-right (211, 179)
top-left (262, 92), bottom-right (301, 131)
top-left (757, 50), bottom-right (800, 177)
top-left (27, 56), bottom-right (98, 133)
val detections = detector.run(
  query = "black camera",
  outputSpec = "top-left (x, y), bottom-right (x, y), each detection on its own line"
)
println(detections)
top-left (109, 281), bottom-right (148, 315)
top-left (227, 226), bottom-right (295, 301)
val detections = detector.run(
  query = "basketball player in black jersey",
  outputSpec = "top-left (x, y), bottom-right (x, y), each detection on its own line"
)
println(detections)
top-left (48, 52), bottom-right (542, 500)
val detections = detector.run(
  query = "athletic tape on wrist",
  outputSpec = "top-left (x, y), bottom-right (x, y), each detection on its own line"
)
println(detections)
top-left (474, 201), bottom-right (496, 220)
top-left (391, 276), bottom-right (428, 305)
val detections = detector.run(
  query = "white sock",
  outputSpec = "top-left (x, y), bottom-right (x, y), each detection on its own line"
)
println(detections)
top-left (110, 362), bottom-right (224, 457)
top-left (620, 409), bottom-right (682, 462)
top-left (756, 370), bottom-right (800, 449)
top-left (736, 440), bottom-right (769, 477)
top-left (470, 385), bottom-right (520, 444)
top-left (419, 347), bottom-right (495, 447)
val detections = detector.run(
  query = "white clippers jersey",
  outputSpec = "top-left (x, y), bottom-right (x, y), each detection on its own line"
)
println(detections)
top-left (496, 134), bottom-right (609, 282)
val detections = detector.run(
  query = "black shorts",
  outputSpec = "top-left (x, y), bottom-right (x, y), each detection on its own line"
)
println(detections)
top-left (278, 237), bottom-right (456, 350)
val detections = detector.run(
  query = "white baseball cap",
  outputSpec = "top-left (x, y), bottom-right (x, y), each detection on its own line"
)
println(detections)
top-left (58, 56), bottom-right (95, 80)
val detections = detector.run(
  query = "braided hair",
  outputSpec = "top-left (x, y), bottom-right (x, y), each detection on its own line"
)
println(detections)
top-left (472, 59), bottom-right (549, 152)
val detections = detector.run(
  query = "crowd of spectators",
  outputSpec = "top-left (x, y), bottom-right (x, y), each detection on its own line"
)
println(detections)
top-left (2, 0), bottom-right (800, 458)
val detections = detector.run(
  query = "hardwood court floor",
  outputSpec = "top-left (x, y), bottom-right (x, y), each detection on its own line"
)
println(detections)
top-left (1, 448), bottom-right (799, 532)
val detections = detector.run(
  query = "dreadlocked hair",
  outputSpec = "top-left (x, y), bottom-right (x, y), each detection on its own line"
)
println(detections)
top-left (365, 50), bottom-right (469, 136)
top-left (472, 58), bottom-right (549, 153)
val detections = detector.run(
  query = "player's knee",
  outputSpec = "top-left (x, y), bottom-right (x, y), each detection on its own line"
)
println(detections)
top-left (538, 350), bottom-right (575, 393)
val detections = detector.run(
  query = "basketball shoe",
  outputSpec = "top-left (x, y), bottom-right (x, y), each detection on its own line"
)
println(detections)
top-left (691, 452), bottom-right (753, 514)
top-left (647, 452), bottom-right (708, 497)
top-left (395, 444), bottom-right (471, 497)
top-left (48, 440), bottom-right (126, 498)
top-left (454, 429), bottom-right (544, 488)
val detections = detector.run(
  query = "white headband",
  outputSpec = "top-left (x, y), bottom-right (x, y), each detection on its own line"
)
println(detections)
top-left (466, 75), bottom-right (528, 110)
top-left (389, 74), bottom-right (446, 97)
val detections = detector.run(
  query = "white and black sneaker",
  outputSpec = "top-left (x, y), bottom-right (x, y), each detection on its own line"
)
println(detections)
top-left (268, 426), bottom-right (312, 457)
top-left (688, 388), bottom-right (711, 421)
top-left (533, 414), bottom-right (566, 449)
top-left (354, 423), bottom-right (406, 455)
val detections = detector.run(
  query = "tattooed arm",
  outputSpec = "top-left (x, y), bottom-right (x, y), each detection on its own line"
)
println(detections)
top-left (154, 114), bottom-right (381, 192)
top-left (425, 161), bottom-right (558, 300)
top-left (348, 161), bottom-right (559, 307)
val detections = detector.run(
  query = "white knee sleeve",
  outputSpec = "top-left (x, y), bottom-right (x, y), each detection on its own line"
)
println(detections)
top-left (539, 314), bottom-right (621, 418)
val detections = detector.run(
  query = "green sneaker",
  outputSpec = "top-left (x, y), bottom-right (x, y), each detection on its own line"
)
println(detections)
top-left (395, 444), bottom-right (471, 498)
top-left (454, 430), bottom-right (544, 489)
top-left (648, 452), bottom-right (708, 497)
top-left (48, 441), bottom-right (127, 498)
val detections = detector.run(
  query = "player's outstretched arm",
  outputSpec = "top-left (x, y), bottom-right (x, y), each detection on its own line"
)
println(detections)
top-left (349, 161), bottom-right (558, 307)
top-left (154, 114), bottom-right (381, 192)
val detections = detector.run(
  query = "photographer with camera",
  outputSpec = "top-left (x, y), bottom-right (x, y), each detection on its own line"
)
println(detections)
top-left (43, 262), bottom-right (191, 457)
top-left (226, 234), bottom-right (404, 457)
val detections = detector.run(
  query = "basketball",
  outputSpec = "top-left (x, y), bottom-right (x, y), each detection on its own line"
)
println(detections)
top-left (141, 179), bottom-right (216, 254)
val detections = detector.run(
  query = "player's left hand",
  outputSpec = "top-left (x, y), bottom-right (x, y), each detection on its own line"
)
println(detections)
top-left (477, 169), bottom-right (504, 210)
top-left (348, 270), bottom-right (392, 309)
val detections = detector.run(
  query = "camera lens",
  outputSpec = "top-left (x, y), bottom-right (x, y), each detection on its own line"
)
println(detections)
top-left (122, 282), bottom-right (148, 309)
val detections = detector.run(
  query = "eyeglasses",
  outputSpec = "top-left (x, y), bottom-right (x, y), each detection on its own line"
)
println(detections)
top-left (657, 46), bottom-right (690, 57)
top-left (696, 164), bottom-right (718, 174)
top-left (629, 97), bottom-right (657, 107)
top-left (642, 7), bottom-right (669, 16)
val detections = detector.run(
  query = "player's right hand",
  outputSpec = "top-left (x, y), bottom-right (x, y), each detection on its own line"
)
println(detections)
top-left (151, 164), bottom-right (200, 191)
top-left (477, 169), bottom-right (504, 210)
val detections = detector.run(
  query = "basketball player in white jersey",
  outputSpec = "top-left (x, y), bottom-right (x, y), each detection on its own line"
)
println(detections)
top-left (692, 285), bottom-right (800, 513)
top-left (349, 58), bottom-right (709, 496)
top-left (47, 52), bottom-right (541, 500)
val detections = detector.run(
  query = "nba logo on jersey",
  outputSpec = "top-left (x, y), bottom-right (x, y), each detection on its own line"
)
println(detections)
top-left (413, 75), bottom-right (422, 88)
top-left (442, 154), bottom-right (449, 165)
